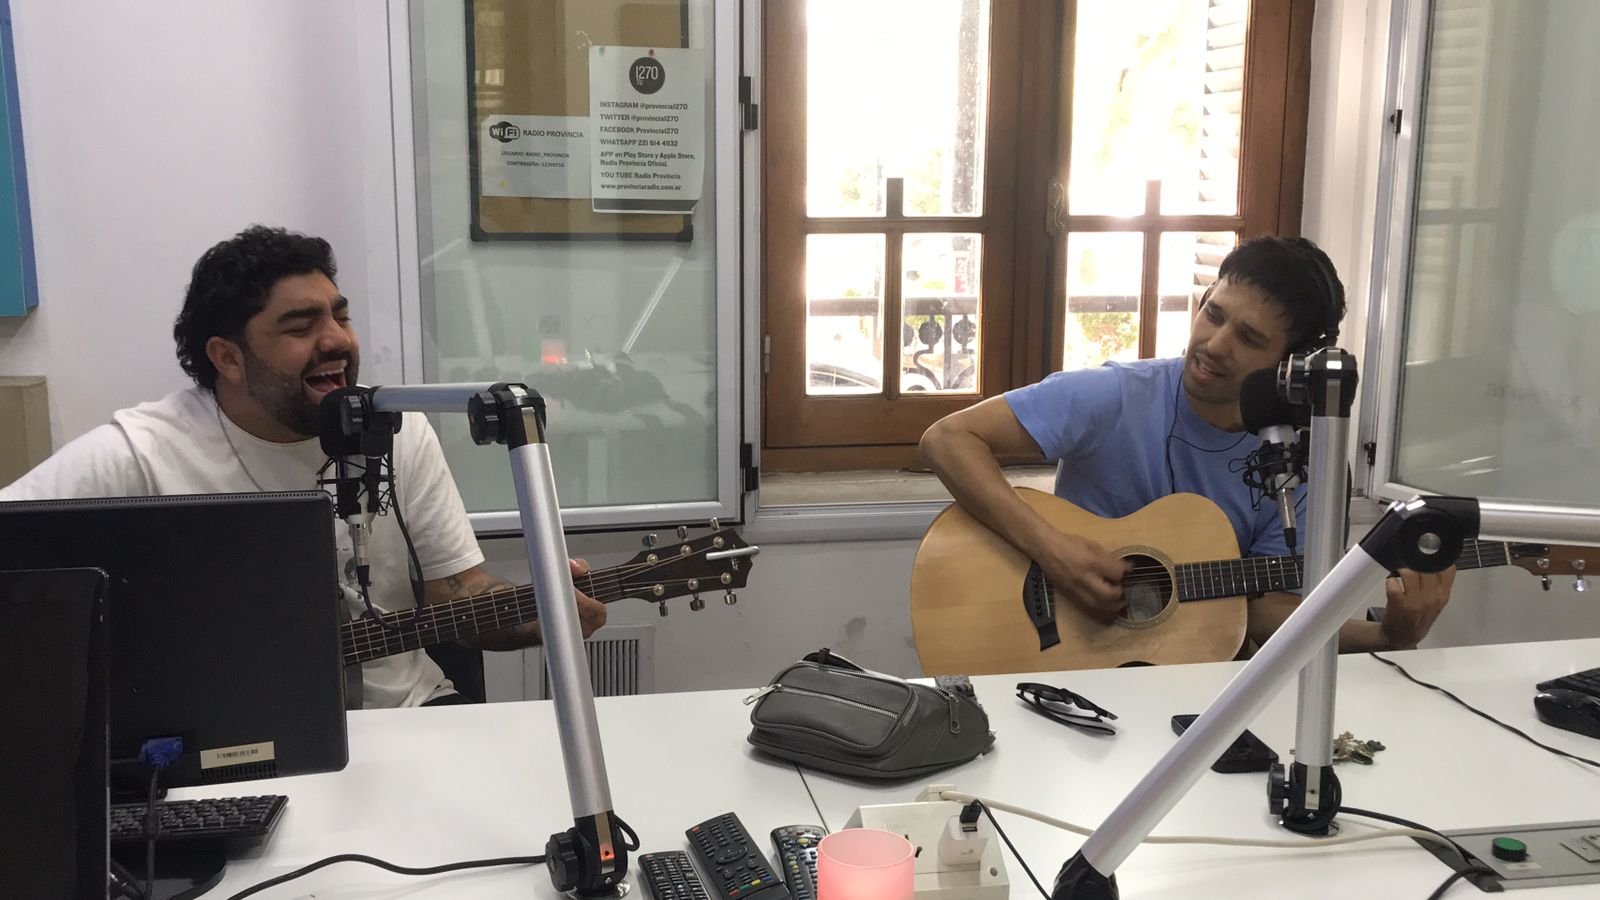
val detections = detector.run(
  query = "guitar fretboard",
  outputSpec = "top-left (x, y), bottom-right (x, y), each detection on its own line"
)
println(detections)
top-left (1165, 538), bottom-right (1515, 602)
top-left (341, 570), bottom-right (630, 666)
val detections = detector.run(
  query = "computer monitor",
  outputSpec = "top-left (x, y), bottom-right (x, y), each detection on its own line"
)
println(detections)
top-left (0, 567), bottom-right (109, 900)
top-left (0, 492), bottom-right (349, 790)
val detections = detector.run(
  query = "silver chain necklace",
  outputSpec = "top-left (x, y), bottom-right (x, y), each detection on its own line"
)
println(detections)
top-left (215, 399), bottom-right (269, 492)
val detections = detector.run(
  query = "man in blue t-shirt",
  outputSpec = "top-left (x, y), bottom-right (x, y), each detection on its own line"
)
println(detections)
top-left (921, 236), bottom-right (1455, 654)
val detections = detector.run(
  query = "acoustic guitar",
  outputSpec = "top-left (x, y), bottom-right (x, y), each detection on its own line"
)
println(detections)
top-left (910, 488), bottom-right (1583, 674)
top-left (341, 526), bottom-right (757, 705)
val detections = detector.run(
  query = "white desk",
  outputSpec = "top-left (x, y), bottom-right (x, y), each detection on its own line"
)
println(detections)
top-left (801, 639), bottom-right (1600, 899)
top-left (181, 689), bottom-right (816, 898)
top-left (175, 640), bottom-right (1600, 899)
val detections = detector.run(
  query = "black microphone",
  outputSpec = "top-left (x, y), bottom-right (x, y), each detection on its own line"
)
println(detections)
top-left (317, 388), bottom-right (400, 599)
top-left (1239, 367), bottom-right (1305, 551)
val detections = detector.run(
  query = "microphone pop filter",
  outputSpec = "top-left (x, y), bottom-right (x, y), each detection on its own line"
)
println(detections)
top-left (1239, 367), bottom-right (1303, 434)
top-left (318, 387), bottom-right (367, 457)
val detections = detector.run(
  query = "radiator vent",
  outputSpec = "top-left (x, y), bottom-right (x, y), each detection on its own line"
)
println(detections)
top-left (536, 624), bottom-right (655, 699)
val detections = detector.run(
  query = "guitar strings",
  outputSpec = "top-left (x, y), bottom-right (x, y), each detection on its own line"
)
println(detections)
top-left (1110, 539), bottom-right (1506, 579)
top-left (1049, 540), bottom-right (1510, 601)
top-left (341, 543), bottom-right (739, 661)
top-left (341, 576), bottom-right (722, 663)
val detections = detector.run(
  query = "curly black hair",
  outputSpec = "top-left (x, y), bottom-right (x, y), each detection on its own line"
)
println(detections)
top-left (173, 225), bottom-right (338, 390)
top-left (1216, 236), bottom-right (1346, 354)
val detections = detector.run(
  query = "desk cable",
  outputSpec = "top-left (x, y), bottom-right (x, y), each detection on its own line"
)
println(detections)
top-left (938, 789), bottom-right (1460, 852)
top-left (1369, 652), bottom-right (1600, 769)
top-left (939, 789), bottom-right (1481, 900)
top-left (222, 852), bottom-right (547, 900)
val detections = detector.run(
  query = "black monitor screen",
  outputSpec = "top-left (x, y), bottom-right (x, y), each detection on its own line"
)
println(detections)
top-left (0, 492), bottom-right (348, 790)
top-left (0, 567), bottom-right (108, 900)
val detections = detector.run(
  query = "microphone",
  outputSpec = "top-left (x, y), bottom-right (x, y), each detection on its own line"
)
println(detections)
top-left (317, 387), bottom-right (400, 599)
top-left (1239, 367), bottom-right (1306, 551)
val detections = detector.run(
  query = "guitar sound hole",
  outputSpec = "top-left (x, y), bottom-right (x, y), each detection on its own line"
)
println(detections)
top-left (1121, 554), bottom-right (1172, 623)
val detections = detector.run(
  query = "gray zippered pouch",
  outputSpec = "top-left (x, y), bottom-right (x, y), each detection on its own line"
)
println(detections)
top-left (746, 649), bottom-right (994, 780)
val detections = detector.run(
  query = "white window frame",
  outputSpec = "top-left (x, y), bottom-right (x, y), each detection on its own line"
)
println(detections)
top-left (377, 0), bottom-right (750, 534)
top-left (1355, 0), bottom-right (1441, 502)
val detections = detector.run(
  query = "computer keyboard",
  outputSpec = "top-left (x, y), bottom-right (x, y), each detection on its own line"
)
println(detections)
top-left (110, 795), bottom-right (288, 845)
top-left (1537, 667), bottom-right (1600, 700)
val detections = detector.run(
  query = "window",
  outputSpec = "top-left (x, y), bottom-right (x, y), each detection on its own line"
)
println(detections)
top-left (762, 0), bottom-right (1313, 471)
top-left (1362, 0), bottom-right (1600, 509)
top-left (404, 0), bottom-right (745, 531)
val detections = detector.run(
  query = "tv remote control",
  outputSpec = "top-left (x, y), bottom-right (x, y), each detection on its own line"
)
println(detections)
top-left (638, 851), bottom-right (711, 900)
top-left (769, 825), bottom-right (825, 900)
top-left (685, 812), bottom-right (792, 899)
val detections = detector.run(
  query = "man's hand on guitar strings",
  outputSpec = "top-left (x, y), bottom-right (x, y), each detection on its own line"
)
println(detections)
top-left (569, 558), bottom-right (608, 639)
top-left (1036, 533), bottom-right (1130, 624)
top-left (1379, 566), bottom-right (1456, 650)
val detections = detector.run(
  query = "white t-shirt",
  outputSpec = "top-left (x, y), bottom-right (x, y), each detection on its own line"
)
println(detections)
top-left (0, 387), bottom-right (486, 708)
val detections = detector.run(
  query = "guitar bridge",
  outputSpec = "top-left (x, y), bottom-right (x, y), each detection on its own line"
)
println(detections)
top-left (1023, 562), bottom-right (1061, 651)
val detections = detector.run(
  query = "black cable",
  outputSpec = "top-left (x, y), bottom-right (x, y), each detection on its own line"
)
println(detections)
top-left (222, 852), bottom-right (545, 900)
top-left (795, 765), bottom-right (832, 834)
top-left (1370, 652), bottom-right (1600, 769)
top-left (1336, 806), bottom-right (1473, 870)
top-left (142, 767), bottom-right (160, 900)
top-left (389, 454), bottom-right (427, 613)
top-left (1427, 866), bottom-right (1488, 900)
top-left (108, 858), bottom-right (148, 900)
top-left (975, 801), bottom-right (1049, 900)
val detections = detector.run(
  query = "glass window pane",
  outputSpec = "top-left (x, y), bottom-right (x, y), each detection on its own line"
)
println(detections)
top-left (901, 234), bottom-right (981, 394)
top-left (1155, 231), bottom-right (1237, 358)
top-left (1068, 0), bottom-right (1246, 216)
top-left (807, 234), bottom-right (887, 395)
top-left (1392, 0), bottom-right (1600, 506)
top-left (412, 0), bottom-right (722, 517)
top-left (1063, 232), bottom-right (1143, 371)
top-left (807, 0), bottom-right (990, 217)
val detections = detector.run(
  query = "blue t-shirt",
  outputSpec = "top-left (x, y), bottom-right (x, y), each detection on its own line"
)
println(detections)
top-left (1005, 357), bottom-right (1305, 562)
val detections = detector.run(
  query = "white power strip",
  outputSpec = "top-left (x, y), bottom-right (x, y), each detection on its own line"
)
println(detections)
top-left (843, 784), bottom-right (1010, 900)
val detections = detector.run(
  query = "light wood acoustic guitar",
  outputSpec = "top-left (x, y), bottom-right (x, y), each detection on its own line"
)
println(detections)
top-left (911, 488), bottom-right (1584, 674)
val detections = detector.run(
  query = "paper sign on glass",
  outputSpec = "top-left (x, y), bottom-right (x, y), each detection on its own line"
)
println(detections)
top-left (588, 46), bottom-right (706, 214)
top-left (479, 115), bottom-right (592, 199)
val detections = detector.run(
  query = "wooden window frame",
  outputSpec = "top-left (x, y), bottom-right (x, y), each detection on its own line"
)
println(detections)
top-left (762, 0), bottom-right (1314, 473)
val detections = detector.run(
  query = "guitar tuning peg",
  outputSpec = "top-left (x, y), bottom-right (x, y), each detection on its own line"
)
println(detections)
top-left (1542, 575), bottom-right (1552, 591)
top-left (677, 525), bottom-right (689, 541)
top-left (710, 517), bottom-right (721, 531)
top-left (643, 533), bottom-right (658, 549)
top-left (657, 602), bottom-right (670, 617)
top-left (690, 594), bottom-right (705, 612)
top-left (1577, 576), bottom-right (1587, 593)
top-left (723, 591), bottom-right (738, 606)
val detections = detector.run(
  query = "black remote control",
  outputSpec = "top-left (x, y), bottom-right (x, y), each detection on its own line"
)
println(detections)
top-left (638, 851), bottom-right (712, 900)
top-left (685, 812), bottom-right (792, 899)
top-left (770, 825), bottom-right (825, 900)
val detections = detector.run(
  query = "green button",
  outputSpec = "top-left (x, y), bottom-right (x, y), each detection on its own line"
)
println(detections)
top-left (1492, 837), bottom-right (1528, 862)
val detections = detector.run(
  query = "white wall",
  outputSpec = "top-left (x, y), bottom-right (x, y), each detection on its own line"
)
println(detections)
top-left (0, 0), bottom-right (404, 447)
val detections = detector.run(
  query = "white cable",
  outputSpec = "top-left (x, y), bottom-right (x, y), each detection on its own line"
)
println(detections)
top-left (937, 791), bottom-right (1458, 854)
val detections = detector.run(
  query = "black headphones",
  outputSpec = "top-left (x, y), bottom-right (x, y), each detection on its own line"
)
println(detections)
top-left (1294, 250), bottom-right (1342, 354)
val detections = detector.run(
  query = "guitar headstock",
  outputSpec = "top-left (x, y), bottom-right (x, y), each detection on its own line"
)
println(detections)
top-left (1507, 543), bottom-right (1592, 592)
top-left (617, 523), bottom-right (759, 615)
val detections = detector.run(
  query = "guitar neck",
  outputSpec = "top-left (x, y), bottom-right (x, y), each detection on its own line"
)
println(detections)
top-left (1170, 538), bottom-right (1515, 602)
top-left (341, 569), bottom-right (630, 666)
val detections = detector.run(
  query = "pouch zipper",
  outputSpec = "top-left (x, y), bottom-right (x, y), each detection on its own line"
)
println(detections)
top-left (744, 683), bottom-right (896, 716)
top-left (937, 687), bottom-right (961, 734)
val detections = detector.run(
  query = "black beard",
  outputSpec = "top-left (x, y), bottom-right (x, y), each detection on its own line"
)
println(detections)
top-left (240, 347), bottom-right (358, 438)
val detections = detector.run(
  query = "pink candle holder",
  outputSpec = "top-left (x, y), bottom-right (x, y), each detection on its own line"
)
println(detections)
top-left (816, 828), bottom-right (915, 900)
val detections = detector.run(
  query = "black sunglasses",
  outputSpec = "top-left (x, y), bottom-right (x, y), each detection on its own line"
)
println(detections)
top-left (1015, 682), bottom-right (1118, 736)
